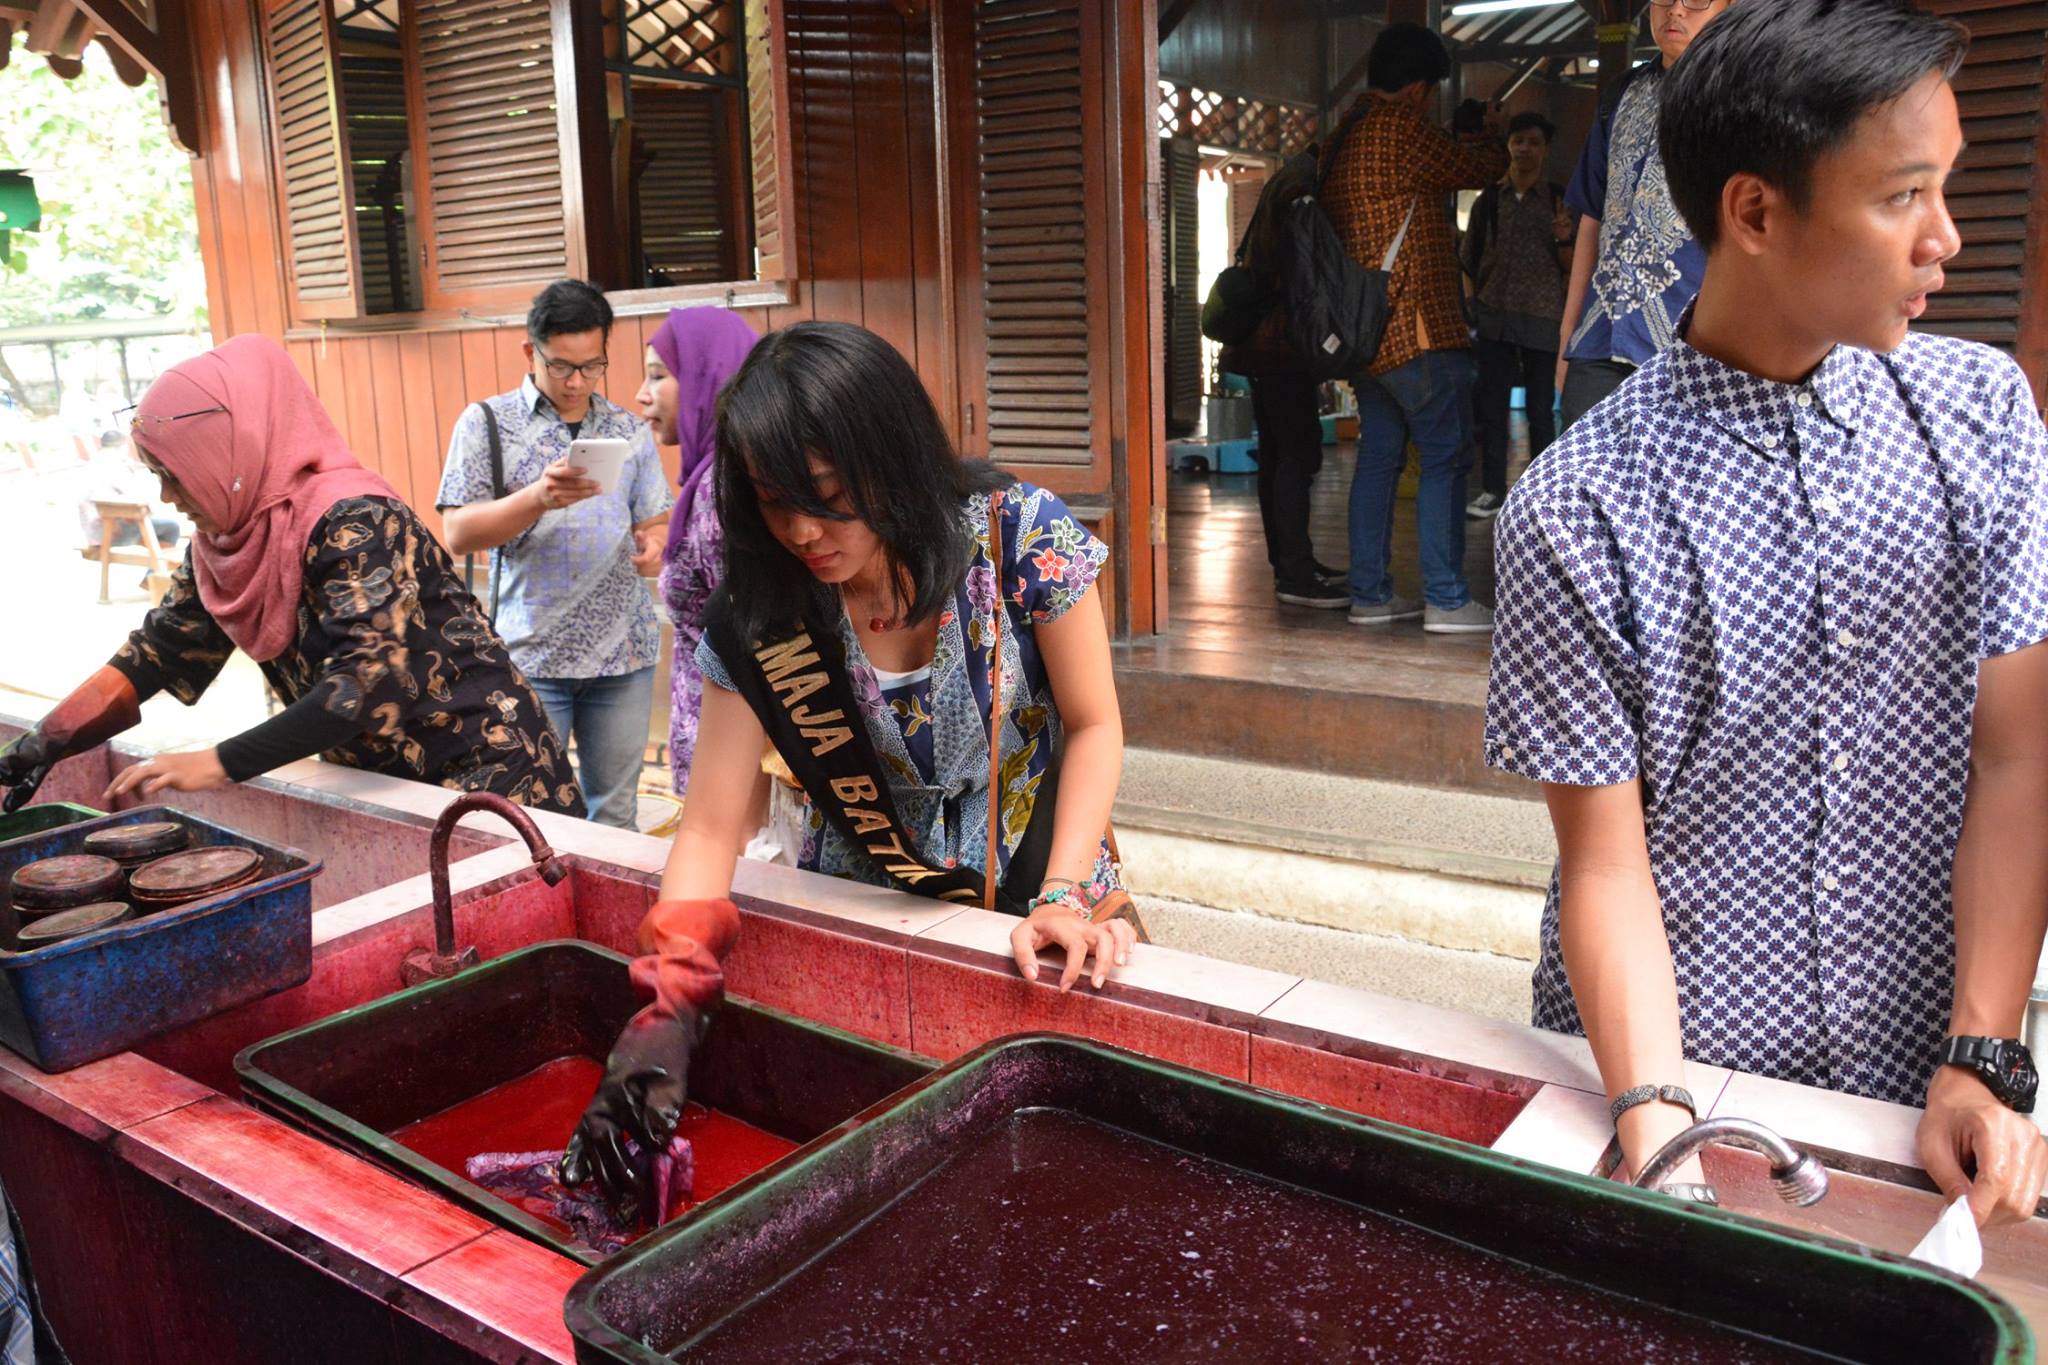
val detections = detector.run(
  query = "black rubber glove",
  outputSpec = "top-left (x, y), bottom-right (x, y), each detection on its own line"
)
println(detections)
top-left (560, 1002), bottom-right (708, 1222)
top-left (2, 666), bottom-right (141, 813)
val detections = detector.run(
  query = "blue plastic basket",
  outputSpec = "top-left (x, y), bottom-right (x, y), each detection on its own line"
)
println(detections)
top-left (0, 805), bottom-right (320, 1072)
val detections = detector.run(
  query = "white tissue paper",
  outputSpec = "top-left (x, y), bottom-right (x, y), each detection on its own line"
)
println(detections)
top-left (1907, 1196), bottom-right (1983, 1278)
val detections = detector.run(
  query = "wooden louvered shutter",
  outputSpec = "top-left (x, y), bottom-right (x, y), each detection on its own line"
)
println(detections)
top-left (1161, 136), bottom-right (1200, 438)
top-left (406, 0), bottom-right (572, 311)
top-left (343, 54), bottom-right (414, 313)
top-left (632, 87), bottom-right (741, 286)
top-left (263, 0), bottom-right (365, 321)
top-left (745, 0), bottom-right (794, 280)
top-left (971, 0), bottom-right (1107, 467)
top-left (1919, 0), bottom-right (2045, 359)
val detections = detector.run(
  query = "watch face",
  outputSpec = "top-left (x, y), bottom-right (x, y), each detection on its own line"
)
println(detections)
top-left (1994, 1042), bottom-right (2039, 1112)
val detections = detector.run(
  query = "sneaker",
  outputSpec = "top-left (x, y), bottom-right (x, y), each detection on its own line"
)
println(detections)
top-left (1466, 492), bottom-right (1504, 519)
top-left (1423, 601), bottom-right (1496, 634)
top-left (1313, 559), bottom-right (1347, 585)
top-left (1277, 581), bottom-right (1351, 609)
top-left (1348, 594), bottom-right (1424, 625)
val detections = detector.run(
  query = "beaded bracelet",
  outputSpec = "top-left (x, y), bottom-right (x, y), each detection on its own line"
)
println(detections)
top-left (1609, 1083), bottom-right (1697, 1125)
top-left (1030, 882), bottom-right (1093, 922)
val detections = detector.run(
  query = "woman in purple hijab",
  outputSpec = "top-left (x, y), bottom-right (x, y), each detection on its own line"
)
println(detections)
top-left (637, 306), bottom-right (759, 793)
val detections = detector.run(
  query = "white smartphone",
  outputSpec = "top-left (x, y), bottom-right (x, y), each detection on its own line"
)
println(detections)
top-left (568, 437), bottom-right (632, 498)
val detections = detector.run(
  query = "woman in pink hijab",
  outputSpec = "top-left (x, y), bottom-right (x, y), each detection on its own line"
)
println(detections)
top-left (635, 307), bottom-right (757, 794)
top-left (0, 335), bottom-right (582, 814)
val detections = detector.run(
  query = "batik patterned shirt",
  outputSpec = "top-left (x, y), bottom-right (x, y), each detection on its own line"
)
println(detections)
top-left (111, 497), bottom-right (582, 814)
top-left (700, 482), bottom-right (1118, 899)
top-left (659, 489), bottom-right (723, 794)
top-left (1485, 329), bottom-right (2048, 1105)
top-left (436, 377), bottom-right (671, 680)
top-left (1563, 61), bottom-right (1705, 367)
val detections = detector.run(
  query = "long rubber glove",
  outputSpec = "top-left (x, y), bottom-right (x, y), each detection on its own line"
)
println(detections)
top-left (561, 898), bottom-right (740, 1220)
top-left (0, 667), bottom-right (141, 813)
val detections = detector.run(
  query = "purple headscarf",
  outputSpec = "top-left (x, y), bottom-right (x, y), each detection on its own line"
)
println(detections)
top-left (652, 306), bottom-right (759, 561)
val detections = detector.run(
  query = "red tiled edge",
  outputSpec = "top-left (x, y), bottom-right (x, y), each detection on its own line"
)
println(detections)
top-left (723, 907), bottom-right (915, 1050)
top-left (906, 932), bottom-right (1279, 1032)
top-left (0, 1047), bottom-right (212, 1133)
top-left (401, 1230), bottom-right (582, 1364)
top-left (1251, 1010), bottom-right (1547, 1099)
top-left (124, 1096), bottom-right (493, 1278)
top-left (906, 951), bottom-right (1252, 1081)
top-left (1249, 1034), bottom-right (1532, 1148)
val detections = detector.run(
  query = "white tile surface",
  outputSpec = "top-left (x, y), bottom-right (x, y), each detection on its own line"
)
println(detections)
top-left (310, 843), bottom-right (540, 946)
top-left (731, 857), bottom-right (968, 936)
top-left (1490, 1084), bottom-right (1616, 1175)
top-left (1260, 977), bottom-right (1733, 1104)
top-left (917, 907), bottom-right (1302, 1016)
top-left (1709, 1068), bottom-right (1925, 1172)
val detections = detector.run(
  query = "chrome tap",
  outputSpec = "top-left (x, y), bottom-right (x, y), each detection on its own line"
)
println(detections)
top-left (401, 792), bottom-right (569, 986)
top-left (1633, 1116), bottom-right (1830, 1206)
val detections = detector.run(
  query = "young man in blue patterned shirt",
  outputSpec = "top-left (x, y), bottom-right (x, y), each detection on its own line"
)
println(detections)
top-left (438, 281), bottom-right (673, 829)
top-left (1488, 0), bottom-right (2048, 1224)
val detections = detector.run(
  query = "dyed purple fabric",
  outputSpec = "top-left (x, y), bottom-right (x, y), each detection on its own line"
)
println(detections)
top-left (652, 307), bottom-right (758, 562)
top-left (467, 1137), bottom-right (694, 1255)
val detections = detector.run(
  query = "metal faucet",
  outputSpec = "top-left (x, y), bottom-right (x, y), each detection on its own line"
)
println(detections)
top-left (401, 792), bottom-right (570, 986)
top-left (1633, 1116), bottom-right (1831, 1206)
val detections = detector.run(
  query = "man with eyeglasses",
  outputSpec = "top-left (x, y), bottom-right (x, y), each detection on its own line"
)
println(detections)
top-left (437, 279), bottom-right (672, 829)
top-left (1553, 0), bottom-right (1732, 431)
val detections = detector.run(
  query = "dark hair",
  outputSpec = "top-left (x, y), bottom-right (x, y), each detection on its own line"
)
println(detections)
top-left (1508, 111), bottom-right (1556, 142)
top-left (526, 279), bottom-right (613, 344)
top-left (1367, 23), bottom-right (1451, 93)
top-left (1660, 0), bottom-right (1968, 252)
top-left (715, 321), bottom-right (1012, 641)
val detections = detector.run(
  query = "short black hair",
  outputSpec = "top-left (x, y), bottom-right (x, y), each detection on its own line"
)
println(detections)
top-left (715, 321), bottom-right (1012, 642)
top-left (1660, 0), bottom-right (1968, 252)
top-left (1508, 111), bottom-right (1556, 142)
top-left (1367, 23), bottom-right (1451, 93)
top-left (526, 279), bottom-right (613, 344)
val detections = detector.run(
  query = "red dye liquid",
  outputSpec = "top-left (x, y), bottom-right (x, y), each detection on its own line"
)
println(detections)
top-left (389, 1054), bottom-right (800, 1211)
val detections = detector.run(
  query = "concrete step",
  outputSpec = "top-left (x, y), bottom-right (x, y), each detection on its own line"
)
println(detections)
top-left (1111, 747), bottom-right (1555, 1023)
top-left (1114, 747), bottom-right (1556, 891)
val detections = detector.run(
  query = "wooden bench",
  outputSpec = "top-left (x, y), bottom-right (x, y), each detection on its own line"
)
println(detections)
top-left (81, 500), bottom-right (174, 605)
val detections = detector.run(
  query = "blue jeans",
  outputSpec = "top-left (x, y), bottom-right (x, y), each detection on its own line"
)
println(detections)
top-left (530, 667), bottom-right (656, 829)
top-left (1348, 350), bottom-right (1478, 610)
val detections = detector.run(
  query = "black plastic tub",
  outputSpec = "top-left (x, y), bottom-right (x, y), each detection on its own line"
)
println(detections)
top-left (235, 939), bottom-right (936, 1264)
top-left (566, 1034), bottom-right (2032, 1364)
top-left (0, 802), bottom-right (103, 847)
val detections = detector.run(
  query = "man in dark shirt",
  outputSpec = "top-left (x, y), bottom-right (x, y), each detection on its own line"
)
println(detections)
top-left (1460, 113), bottom-right (1573, 519)
top-left (1323, 24), bottom-right (1507, 633)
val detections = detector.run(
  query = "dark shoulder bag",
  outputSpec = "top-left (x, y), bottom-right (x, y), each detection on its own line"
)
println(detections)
top-left (459, 401), bottom-right (507, 623)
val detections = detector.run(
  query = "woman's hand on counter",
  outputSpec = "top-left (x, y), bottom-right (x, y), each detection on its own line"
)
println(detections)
top-left (103, 748), bottom-right (228, 803)
top-left (1918, 1065), bottom-right (2048, 1227)
top-left (1010, 904), bottom-right (1136, 992)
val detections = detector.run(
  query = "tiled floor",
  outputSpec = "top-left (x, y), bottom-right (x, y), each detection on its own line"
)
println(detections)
top-left (1130, 416), bottom-right (1536, 705)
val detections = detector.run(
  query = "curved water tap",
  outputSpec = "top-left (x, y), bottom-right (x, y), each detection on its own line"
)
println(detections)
top-left (401, 792), bottom-right (570, 986)
top-left (1633, 1116), bottom-right (1831, 1207)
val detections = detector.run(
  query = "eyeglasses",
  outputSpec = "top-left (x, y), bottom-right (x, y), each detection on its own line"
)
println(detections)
top-left (1646, 0), bottom-right (1720, 10)
top-left (535, 350), bottom-right (608, 381)
top-left (116, 403), bottom-right (228, 434)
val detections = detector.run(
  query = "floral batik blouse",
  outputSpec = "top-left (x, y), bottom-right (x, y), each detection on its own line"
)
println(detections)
top-left (699, 481), bottom-right (1118, 904)
top-left (110, 496), bottom-right (582, 814)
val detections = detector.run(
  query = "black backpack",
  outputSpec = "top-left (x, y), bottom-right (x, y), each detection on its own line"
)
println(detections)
top-left (1283, 112), bottom-right (1417, 380)
top-left (1283, 190), bottom-right (1415, 381)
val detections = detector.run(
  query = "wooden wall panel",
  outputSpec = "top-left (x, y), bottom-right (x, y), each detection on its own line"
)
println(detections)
top-left (1158, 0), bottom-right (1325, 106)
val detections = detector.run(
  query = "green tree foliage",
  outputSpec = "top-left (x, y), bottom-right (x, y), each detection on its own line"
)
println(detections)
top-left (0, 35), bottom-right (205, 331)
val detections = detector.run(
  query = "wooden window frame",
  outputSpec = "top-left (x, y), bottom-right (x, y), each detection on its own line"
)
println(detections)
top-left (266, 0), bottom-right (801, 333)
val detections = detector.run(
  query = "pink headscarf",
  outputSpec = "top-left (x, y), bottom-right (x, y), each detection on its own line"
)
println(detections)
top-left (134, 335), bottom-right (400, 662)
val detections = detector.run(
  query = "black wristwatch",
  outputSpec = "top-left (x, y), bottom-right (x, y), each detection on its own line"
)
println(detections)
top-left (1940, 1036), bottom-right (2038, 1114)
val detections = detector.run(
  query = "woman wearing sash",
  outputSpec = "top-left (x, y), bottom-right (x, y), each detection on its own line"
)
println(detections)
top-left (563, 322), bottom-right (1131, 1216)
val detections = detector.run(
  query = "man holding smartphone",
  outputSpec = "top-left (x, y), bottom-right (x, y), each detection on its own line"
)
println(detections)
top-left (438, 279), bottom-right (672, 829)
